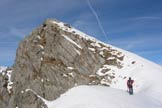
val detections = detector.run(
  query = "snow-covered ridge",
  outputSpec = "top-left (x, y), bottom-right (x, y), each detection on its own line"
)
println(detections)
top-left (48, 19), bottom-right (162, 90)
top-left (46, 19), bottom-right (162, 106)
top-left (49, 19), bottom-right (107, 44)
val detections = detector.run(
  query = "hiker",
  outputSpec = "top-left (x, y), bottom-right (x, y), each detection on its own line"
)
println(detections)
top-left (127, 77), bottom-right (134, 95)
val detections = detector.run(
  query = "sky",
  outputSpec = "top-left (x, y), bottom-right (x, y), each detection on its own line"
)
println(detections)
top-left (0, 0), bottom-right (162, 66)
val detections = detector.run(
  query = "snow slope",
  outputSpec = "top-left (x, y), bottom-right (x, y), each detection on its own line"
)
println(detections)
top-left (46, 86), bottom-right (162, 108)
top-left (110, 48), bottom-right (162, 103)
top-left (36, 20), bottom-right (162, 108)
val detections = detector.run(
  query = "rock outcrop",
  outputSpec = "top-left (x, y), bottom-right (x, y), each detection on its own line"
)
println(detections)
top-left (6, 19), bottom-right (124, 108)
top-left (0, 67), bottom-right (12, 107)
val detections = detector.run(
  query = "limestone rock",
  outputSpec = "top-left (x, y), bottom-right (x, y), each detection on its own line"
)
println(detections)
top-left (8, 19), bottom-right (124, 108)
top-left (0, 67), bottom-right (13, 108)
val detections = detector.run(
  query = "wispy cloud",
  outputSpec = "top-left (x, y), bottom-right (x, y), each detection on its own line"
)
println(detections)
top-left (132, 16), bottom-right (162, 20)
top-left (9, 27), bottom-right (31, 39)
top-left (0, 0), bottom-right (12, 7)
top-left (109, 34), bottom-right (162, 51)
top-left (159, 62), bottom-right (162, 66)
top-left (86, 0), bottom-right (108, 41)
top-left (0, 27), bottom-right (31, 43)
top-left (0, 0), bottom-right (86, 26)
top-left (109, 37), bottom-right (144, 50)
top-left (137, 49), bottom-right (162, 56)
top-left (0, 43), bottom-right (16, 66)
top-left (72, 12), bottom-right (104, 39)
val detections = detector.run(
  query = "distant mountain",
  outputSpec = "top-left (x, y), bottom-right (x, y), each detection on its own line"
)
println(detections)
top-left (0, 19), bottom-right (162, 108)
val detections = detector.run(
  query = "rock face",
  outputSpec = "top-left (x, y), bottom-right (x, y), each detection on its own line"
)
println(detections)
top-left (0, 67), bottom-right (12, 108)
top-left (8, 19), bottom-right (124, 108)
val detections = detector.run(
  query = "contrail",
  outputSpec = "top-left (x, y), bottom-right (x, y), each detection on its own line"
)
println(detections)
top-left (86, 0), bottom-right (108, 41)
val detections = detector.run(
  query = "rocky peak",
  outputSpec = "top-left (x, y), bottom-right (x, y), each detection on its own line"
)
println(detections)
top-left (7, 19), bottom-right (124, 108)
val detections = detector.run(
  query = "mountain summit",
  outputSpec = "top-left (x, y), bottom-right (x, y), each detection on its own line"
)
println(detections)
top-left (0, 19), bottom-right (162, 108)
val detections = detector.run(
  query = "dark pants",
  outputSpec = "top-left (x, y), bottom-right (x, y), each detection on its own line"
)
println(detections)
top-left (128, 87), bottom-right (133, 95)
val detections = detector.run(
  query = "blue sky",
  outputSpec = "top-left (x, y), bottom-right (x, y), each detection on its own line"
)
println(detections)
top-left (0, 0), bottom-right (162, 66)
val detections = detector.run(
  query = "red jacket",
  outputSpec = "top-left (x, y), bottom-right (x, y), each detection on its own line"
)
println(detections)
top-left (127, 80), bottom-right (134, 88)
